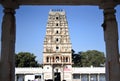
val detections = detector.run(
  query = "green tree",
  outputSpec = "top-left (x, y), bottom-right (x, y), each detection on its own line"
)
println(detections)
top-left (81, 50), bottom-right (105, 67)
top-left (72, 49), bottom-right (75, 62)
top-left (72, 49), bottom-right (82, 67)
top-left (15, 52), bottom-right (39, 67)
top-left (72, 50), bottom-right (105, 67)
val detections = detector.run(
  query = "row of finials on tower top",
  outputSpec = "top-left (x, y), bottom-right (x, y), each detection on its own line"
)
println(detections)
top-left (50, 9), bottom-right (64, 12)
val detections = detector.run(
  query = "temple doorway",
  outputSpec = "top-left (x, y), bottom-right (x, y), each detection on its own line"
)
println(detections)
top-left (54, 72), bottom-right (61, 81)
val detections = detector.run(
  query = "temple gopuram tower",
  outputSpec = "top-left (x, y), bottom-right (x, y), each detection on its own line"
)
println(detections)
top-left (43, 9), bottom-right (72, 81)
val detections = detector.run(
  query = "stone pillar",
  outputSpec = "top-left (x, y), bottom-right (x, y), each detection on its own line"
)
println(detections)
top-left (100, 1), bottom-right (120, 81)
top-left (0, 61), bottom-right (1, 80)
top-left (88, 74), bottom-right (90, 81)
top-left (15, 75), bottom-right (17, 81)
top-left (97, 74), bottom-right (99, 81)
top-left (1, 8), bottom-right (16, 81)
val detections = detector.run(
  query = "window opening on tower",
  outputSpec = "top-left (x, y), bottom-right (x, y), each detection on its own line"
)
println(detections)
top-left (56, 17), bottom-right (58, 20)
top-left (56, 46), bottom-right (59, 50)
top-left (56, 57), bottom-right (59, 62)
top-left (56, 23), bottom-right (58, 26)
top-left (56, 38), bottom-right (59, 42)
top-left (46, 57), bottom-right (49, 62)
top-left (56, 30), bottom-right (59, 34)
top-left (66, 57), bottom-right (68, 62)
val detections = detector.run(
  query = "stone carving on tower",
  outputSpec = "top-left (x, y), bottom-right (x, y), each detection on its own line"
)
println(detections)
top-left (43, 9), bottom-right (72, 81)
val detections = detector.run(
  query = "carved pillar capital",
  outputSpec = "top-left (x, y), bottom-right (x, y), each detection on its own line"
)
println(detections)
top-left (101, 5), bottom-right (118, 41)
top-left (100, 2), bottom-right (116, 21)
top-left (1, 0), bottom-right (19, 9)
top-left (99, 0), bottom-right (117, 9)
top-left (103, 8), bottom-right (116, 21)
top-left (3, 8), bottom-right (16, 14)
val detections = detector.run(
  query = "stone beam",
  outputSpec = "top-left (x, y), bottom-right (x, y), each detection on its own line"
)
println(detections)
top-left (0, 0), bottom-right (120, 6)
top-left (17, 0), bottom-right (100, 5)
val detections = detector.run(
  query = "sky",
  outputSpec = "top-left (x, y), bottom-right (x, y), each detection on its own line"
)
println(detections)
top-left (0, 5), bottom-right (120, 63)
